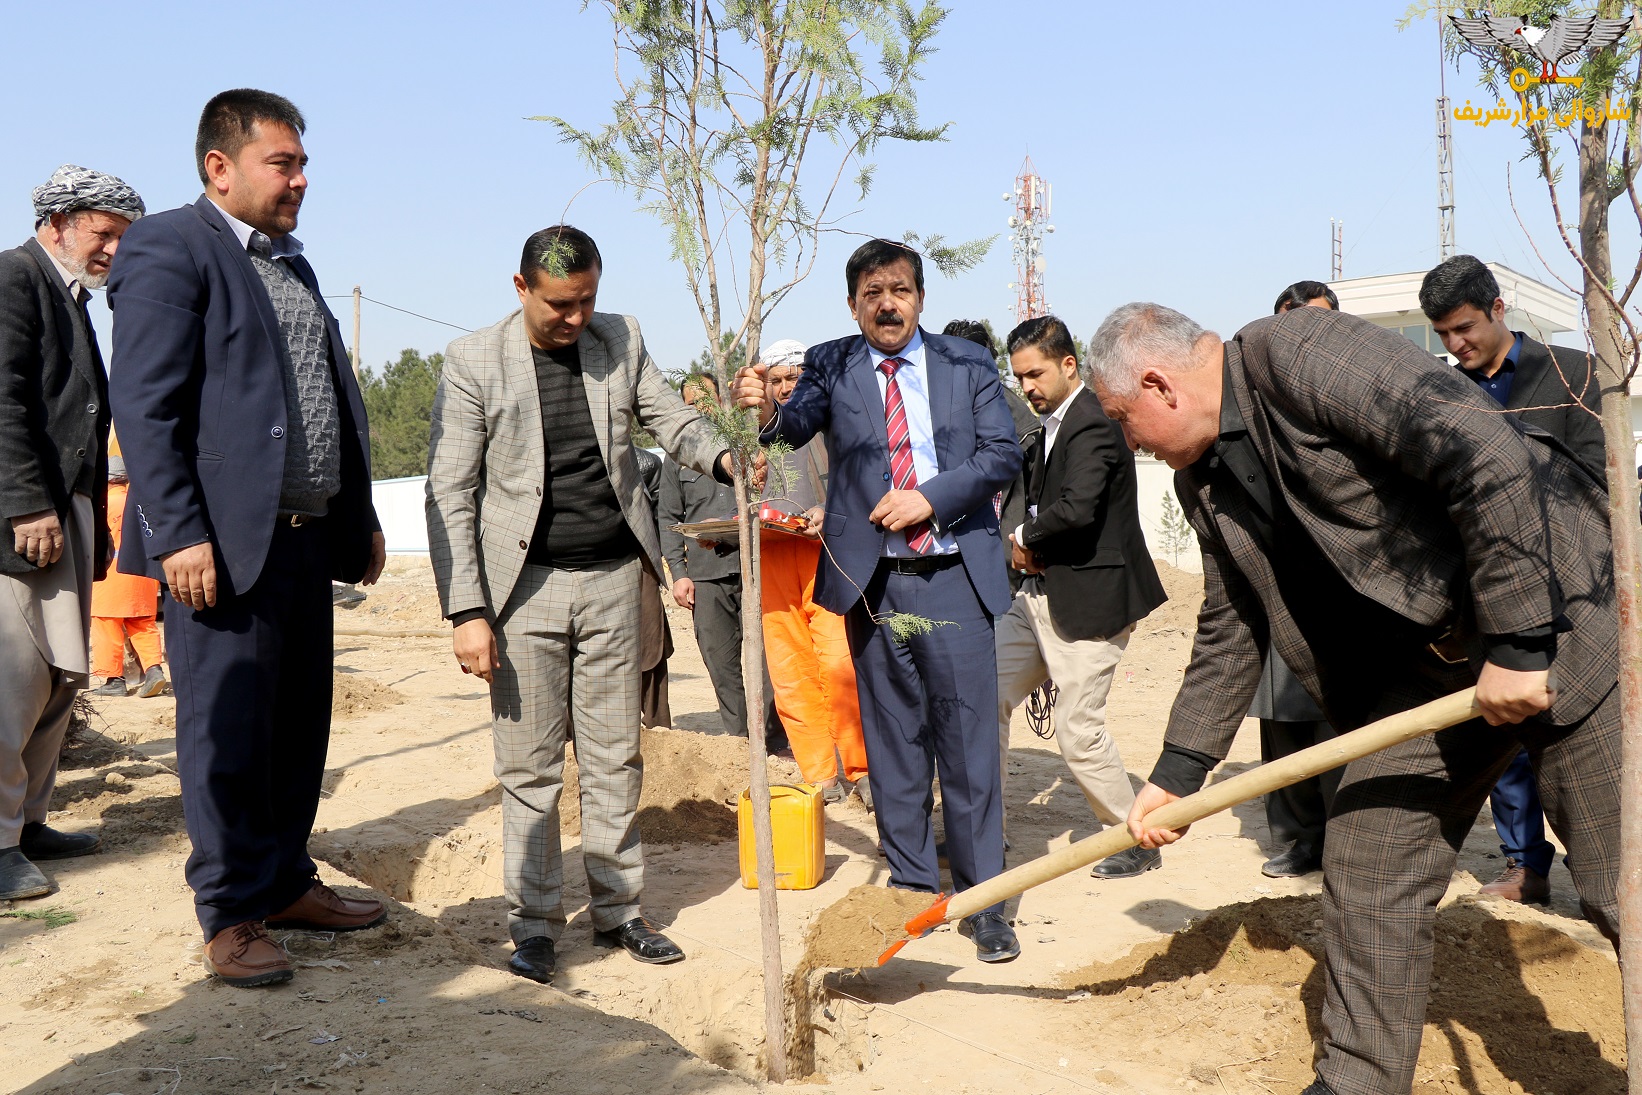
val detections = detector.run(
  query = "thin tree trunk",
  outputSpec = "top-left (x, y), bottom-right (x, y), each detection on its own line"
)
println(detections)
top-left (732, 451), bottom-right (786, 1082)
top-left (1577, 107), bottom-right (1642, 1093)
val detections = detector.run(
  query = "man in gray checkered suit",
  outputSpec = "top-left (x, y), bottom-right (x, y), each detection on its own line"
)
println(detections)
top-left (426, 226), bottom-right (736, 984)
top-left (1091, 303), bottom-right (1619, 1095)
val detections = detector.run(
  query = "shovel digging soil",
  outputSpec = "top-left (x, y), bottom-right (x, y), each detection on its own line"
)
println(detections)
top-left (874, 687), bottom-right (1483, 965)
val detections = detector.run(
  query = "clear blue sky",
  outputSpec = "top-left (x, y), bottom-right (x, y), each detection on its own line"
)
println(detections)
top-left (3, 1), bottom-right (1628, 372)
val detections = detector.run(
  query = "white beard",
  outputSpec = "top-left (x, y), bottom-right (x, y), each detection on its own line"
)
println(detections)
top-left (51, 228), bottom-right (108, 289)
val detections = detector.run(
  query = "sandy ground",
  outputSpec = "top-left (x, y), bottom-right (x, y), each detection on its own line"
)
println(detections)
top-left (0, 557), bottom-right (1619, 1095)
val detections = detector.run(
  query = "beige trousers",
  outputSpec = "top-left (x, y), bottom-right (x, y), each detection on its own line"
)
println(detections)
top-left (0, 495), bottom-right (93, 848)
top-left (995, 586), bottom-right (1134, 826)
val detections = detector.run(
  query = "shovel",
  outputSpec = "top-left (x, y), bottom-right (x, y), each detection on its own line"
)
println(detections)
top-left (876, 686), bottom-right (1482, 965)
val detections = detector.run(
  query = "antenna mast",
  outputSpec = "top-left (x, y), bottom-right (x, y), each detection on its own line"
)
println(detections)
top-left (1004, 156), bottom-right (1054, 323)
top-left (1437, 26), bottom-right (1456, 260)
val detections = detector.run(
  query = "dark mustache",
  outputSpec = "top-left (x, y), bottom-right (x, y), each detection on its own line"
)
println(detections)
top-left (874, 313), bottom-right (903, 325)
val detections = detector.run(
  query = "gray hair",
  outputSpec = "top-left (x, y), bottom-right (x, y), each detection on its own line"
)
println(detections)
top-left (1085, 302), bottom-right (1211, 398)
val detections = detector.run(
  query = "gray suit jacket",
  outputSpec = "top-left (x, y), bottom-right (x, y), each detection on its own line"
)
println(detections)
top-left (657, 457), bottom-right (740, 582)
top-left (426, 310), bottom-right (725, 620)
top-left (1164, 308), bottom-right (1614, 767)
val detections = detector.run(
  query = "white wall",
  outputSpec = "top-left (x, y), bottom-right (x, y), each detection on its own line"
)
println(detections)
top-left (375, 464), bottom-right (1205, 569)
top-left (1133, 457), bottom-right (1201, 573)
top-left (374, 475), bottom-right (430, 554)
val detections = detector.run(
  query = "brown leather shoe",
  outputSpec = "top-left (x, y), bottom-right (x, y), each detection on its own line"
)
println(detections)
top-left (266, 880), bottom-right (386, 932)
top-left (203, 922), bottom-right (293, 987)
top-left (1479, 858), bottom-right (1550, 905)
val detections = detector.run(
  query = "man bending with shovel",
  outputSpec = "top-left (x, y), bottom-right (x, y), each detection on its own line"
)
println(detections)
top-left (1087, 302), bottom-right (1619, 1095)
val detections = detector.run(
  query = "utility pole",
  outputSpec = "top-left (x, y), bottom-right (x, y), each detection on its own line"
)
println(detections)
top-left (1330, 219), bottom-right (1343, 281)
top-left (351, 285), bottom-right (362, 379)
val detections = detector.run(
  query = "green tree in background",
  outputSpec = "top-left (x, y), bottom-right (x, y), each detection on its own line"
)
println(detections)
top-left (360, 349), bottom-right (443, 478)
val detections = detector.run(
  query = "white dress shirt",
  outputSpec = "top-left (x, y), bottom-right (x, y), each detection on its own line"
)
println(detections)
top-left (868, 330), bottom-right (959, 557)
top-left (1015, 381), bottom-right (1083, 546)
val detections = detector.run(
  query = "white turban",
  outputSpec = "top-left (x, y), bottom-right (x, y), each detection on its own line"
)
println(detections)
top-left (761, 339), bottom-right (807, 370)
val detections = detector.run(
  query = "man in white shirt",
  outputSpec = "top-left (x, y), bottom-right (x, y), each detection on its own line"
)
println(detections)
top-left (994, 315), bottom-right (1166, 878)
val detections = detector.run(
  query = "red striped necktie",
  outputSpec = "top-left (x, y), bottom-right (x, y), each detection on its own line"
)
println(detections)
top-left (879, 357), bottom-right (935, 554)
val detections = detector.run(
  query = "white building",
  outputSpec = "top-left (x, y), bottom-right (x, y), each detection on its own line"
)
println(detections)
top-left (1132, 262), bottom-right (1632, 573)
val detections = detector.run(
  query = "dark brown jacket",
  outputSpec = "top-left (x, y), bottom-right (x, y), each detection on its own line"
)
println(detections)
top-left (1164, 308), bottom-right (1614, 764)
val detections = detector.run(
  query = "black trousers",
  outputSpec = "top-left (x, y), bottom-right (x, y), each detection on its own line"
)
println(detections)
top-left (1259, 719), bottom-right (1340, 854)
top-left (166, 521), bottom-right (333, 938)
top-left (847, 560), bottom-right (1004, 915)
top-left (691, 574), bottom-right (784, 744)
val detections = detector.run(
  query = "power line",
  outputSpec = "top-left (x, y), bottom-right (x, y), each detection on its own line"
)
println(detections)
top-left (323, 293), bottom-right (471, 333)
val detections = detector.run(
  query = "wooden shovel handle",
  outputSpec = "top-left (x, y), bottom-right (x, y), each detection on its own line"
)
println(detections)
top-left (935, 687), bottom-right (1480, 927)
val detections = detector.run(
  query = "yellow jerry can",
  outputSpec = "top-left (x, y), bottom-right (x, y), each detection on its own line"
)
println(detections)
top-left (738, 783), bottom-right (825, 890)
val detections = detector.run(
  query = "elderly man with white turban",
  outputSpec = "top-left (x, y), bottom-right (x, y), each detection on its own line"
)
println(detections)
top-left (757, 339), bottom-right (870, 805)
top-left (0, 164), bottom-right (145, 900)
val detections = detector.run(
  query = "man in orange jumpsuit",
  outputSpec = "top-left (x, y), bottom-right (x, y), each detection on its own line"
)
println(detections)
top-left (91, 440), bottom-right (166, 698)
top-left (758, 339), bottom-right (869, 806)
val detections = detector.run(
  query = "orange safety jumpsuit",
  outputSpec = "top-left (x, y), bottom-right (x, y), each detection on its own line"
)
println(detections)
top-left (90, 480), bottom-right (162, 679)
top-left (761, 530), bottom-right (868, 786)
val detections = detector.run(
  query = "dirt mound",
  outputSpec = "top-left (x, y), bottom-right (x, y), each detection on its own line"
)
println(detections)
top-left (333, 672), bottom-right (406, 718)
top-left (343, 557), bottom-right (448, 629)
top-left (1062, 895), bottom-right (1624, 1094)
top-left (311, 793), bottom-right (501, 904)
top-left (311, 729), bottom-right (747, 903)
top-left (1138, 558), bottom-right (1204, 639)
top-left (562, 727), bottom-right (747, 844)
top-left (794, 885), bottom-right (938, 975)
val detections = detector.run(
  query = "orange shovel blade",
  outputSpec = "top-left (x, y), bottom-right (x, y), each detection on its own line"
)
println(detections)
top-left (875, 894), bottom-right (952, 966)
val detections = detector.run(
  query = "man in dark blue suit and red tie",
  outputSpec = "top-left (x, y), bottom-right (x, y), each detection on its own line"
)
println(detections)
top-left (733, 239), bottom-right (1022, 962)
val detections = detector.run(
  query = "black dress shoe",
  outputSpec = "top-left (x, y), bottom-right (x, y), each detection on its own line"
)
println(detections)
top-left (19, 822), bottom-right (100, 860)
top-left (593, 917), bottom-right (684, 964)
top-left (1301, 1080), bottom-right (1338, 1095)
top-left (1091, 845), bottom-right (1161, 879)
top-left (1262, 842), bottom-right (1323, 878)
top-left (0, 848), bottom-right (49, 901)
top-left (508, 936), bottom-right (556, 983)
top-left (963, 911), bottom-right (1020, 963)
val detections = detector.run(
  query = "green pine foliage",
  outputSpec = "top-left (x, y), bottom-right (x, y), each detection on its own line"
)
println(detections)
top-left (359, 349), bottom-right (444, 479)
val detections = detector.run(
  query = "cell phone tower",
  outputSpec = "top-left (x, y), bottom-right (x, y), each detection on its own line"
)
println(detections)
top-left (1004, 156), bottom-right (1054, 323)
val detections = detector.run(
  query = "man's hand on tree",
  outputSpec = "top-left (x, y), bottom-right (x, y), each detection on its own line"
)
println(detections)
top-left (732, 364), bottom-right (773, 427)
top-left (800, 506), bottom-right (823, 540)
top-left (870, 489), bottom-right (934, 532)
top-left (717, 449), bottom-right (768, 491)
top-left (11, 509), bottom-right (64, 567)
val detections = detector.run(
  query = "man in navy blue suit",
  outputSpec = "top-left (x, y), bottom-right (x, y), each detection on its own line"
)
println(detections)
top-left (733, 239), bottom-right (1022, 962)
top-left (109, 89), bottom-right (387, 988)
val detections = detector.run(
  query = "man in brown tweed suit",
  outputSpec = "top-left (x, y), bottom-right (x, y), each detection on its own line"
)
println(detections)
top-left (425, 225), bottom-right (736, 984)
top-left (1088, 302), bottom-right (1618, 1095)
